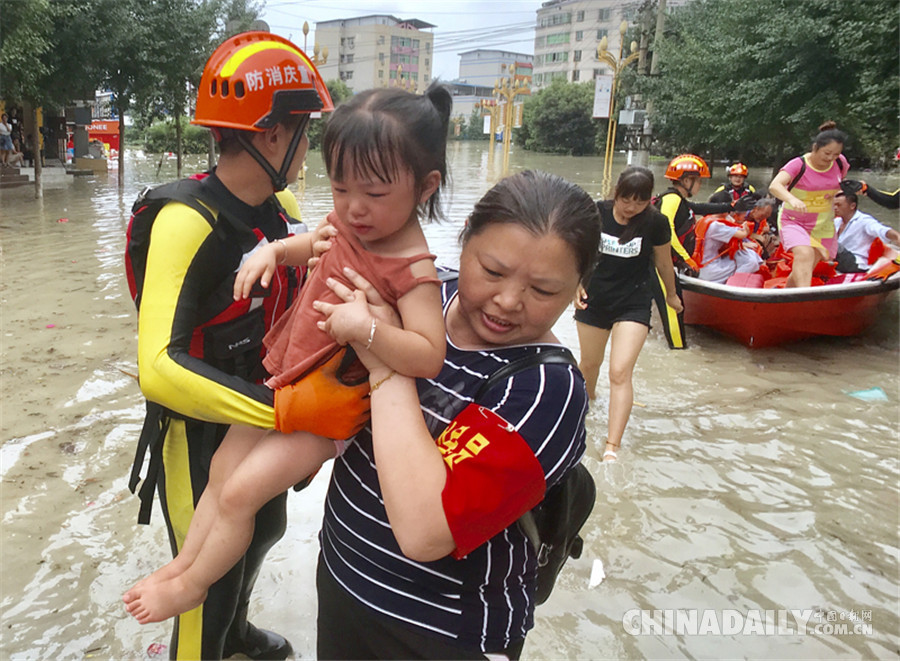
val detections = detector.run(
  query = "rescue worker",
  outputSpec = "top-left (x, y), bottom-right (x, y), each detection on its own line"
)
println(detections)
top-left (709, 162), bottom-right (756, 204)
top-left (842, 179), bottom-right (900, 210)
top-left (651, 154), bottom-right (733, 348)
top-left (125, 32), bottom-right (363, 660)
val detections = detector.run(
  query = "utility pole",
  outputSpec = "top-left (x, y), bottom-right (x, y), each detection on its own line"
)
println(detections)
top-left (639, 0), bottom-right (667, 159)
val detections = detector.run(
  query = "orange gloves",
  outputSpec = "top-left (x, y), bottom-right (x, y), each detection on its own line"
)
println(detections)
top-left (274, 347), bottom-right (371, 439)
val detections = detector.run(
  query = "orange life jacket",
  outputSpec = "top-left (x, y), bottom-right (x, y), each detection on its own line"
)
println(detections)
top-left (692, 213), bottom-right (747, 267)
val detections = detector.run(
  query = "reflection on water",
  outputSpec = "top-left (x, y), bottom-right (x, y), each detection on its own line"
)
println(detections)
top-left (1, 144), bottom-right (898, 659)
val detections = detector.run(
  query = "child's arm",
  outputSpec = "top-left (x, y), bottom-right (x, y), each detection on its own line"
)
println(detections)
top-left (233, 233), bottom-right (313, 300)
top-left (318, 263), bottom-right (446, 379)
top-left (233, 221), bottom-right (338, 300)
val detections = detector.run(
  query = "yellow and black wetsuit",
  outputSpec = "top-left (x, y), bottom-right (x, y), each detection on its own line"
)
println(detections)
top-left (709, 182), bottom-right (755, 204)
top-left (128, 172), bottom-right (303, 660)
top-left (867, 186), bottom-right (900, 210)
top-left (652, 189), bottom-right (731, 349)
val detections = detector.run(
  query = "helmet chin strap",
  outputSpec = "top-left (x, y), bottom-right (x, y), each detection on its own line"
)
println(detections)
top-left (236, 115), bottom-right (311, 192)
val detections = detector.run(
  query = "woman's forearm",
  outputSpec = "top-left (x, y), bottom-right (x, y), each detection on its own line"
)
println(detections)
top-left (368, 370), bottom-right (456, 561)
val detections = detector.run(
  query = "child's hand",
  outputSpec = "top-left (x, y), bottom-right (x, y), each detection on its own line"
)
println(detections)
top-left (315, 286), bottom-right (373, 346)
top-left (234, 242), bottom-right (279, 300)
top-left (313, 267), bottom-right (402, 370)
top-left (308, 218), bottom-right (338, 270)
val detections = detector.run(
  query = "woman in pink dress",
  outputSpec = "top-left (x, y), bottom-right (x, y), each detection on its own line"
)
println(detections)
top-left (769, 121), bottom-right (849, 287)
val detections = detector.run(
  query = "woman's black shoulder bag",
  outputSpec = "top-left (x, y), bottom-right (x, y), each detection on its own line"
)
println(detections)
top-left (474, 348), bottom-right (597, 605)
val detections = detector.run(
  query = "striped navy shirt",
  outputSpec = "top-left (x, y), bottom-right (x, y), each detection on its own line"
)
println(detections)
top-left (319, 277), bottom-right (588, 652)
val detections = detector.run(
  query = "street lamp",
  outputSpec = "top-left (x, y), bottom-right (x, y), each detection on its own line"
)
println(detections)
top-left (493, 65), bottom-right (530, 175)
top-left (475, 98), bottom-right (501, 169)
top-left (597, 21), bottom-right (639, 198)
top-left (302, 21), bottom-right (328, 66)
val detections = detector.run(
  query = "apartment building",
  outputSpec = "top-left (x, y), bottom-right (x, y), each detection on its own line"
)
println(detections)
top-left (532, 0), bottom-right (687, 90)
top-left (452, 49), bottom-right (534, 121)
top-left (313, 15), bottom-right (435, 93)
top-left (458, 49), bottom-right (534, 88)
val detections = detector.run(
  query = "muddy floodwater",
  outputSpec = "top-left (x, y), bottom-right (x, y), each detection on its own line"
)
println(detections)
top-left (1, 143), bottom-right (898, 660)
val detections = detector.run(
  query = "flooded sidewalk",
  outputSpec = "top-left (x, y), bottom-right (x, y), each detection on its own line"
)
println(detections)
top-left (1, 146), bottom-right (898, 659)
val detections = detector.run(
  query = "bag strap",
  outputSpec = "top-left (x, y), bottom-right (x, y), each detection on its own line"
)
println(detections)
top-left (786, 158), bottom-right (807, 192)
top-left (786, 156), bottom-right (846, 192)
top-left (473, 347), bottom-right (578, 555)
top-left (475, 348), bottom-right (577, 401)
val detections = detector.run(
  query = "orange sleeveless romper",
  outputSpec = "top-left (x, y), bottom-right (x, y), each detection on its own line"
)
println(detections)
top-left (262, 211), bottom-right (438, 389)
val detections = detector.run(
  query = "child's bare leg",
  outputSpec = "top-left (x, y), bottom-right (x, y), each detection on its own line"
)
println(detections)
top-left (125, 430), bottom-right (337, 624)
top-left (123, 425), bottom-right (265, 603)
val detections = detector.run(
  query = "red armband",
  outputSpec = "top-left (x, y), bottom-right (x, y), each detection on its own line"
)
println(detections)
top-left (437, 403), bottom-right (546, 559)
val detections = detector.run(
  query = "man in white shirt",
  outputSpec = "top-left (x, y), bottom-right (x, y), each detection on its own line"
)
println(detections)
top-left (833, 191), bottom-right (900, 273)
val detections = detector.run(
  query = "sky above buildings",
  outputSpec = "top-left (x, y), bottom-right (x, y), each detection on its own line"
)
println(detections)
top-left (260, 0), bottom-right (547, 80)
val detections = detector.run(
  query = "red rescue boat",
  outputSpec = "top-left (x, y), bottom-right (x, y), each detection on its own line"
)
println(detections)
top-left (679, 272), bottom-right (899, 348)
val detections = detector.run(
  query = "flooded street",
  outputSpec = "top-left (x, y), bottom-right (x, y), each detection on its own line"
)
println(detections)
top-left (1, 142), bottom-right (898, 660)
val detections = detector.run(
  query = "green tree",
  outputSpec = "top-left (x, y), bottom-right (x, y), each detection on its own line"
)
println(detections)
top-left (522, 80), bottom-right (601, 155)
top-left (307, 78), bottom-right (354, 150)
top-left (1, 0), bottom-right (104, 195)
top-left (640, 0), bottom-right (899, 166)
top-left (462, 108), bottom-right (489, 141)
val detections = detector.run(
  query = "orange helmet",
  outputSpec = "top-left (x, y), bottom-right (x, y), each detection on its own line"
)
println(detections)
top-left (193, 31), bottom-right (333, 132)
top-left (664, 154), bottom-right (711, 180)
top-left (727, 162), bottom-right (748, 177)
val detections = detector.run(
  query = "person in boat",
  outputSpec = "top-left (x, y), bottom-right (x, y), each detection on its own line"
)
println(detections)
top-left (313, 171), bottom-right (600, 659)
top-left (694, 197), bottom-right (777, 284)
top-left (651, 153), bottom-right (733, 349)
top-left (708, 162), bottom-right (756, 204)
top-left (575, 166), bottom-right (681, 462)
top-left (833, 189), bottom-right (900, 275)
top-left (768, 121), bottom-right (849, 288)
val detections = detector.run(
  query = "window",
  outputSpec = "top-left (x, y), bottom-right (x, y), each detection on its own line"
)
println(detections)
top-left (378, 69), bottom-right (384, 78)
top-left (573, 70), bottom-right (580, 81)
top-left (413, 39), bottom-right (420, 48)
top-left (576, 10), bottom-right (585, 21)
top-left (598, 8), bottom-right (611, 21)
top-left (546, 51), bottom-right (569, 63)
top-left (379, 52), bottom-right (385, 64)
top-left (540, 12), bottom-right (571, 27)
top-left (377, 35), bottom-right (385, 45)
top-left (535, 36), bottom-right (545, 48)
top-left (597, 29), bottom-right (608, 41)
top-left (426, 42), bottom-right (431, 53)
top-left (425, 58), bottom-right (430, 67)
top-left (573, 50), bottom-right (582, 62)
top-left (575, 30), bottom-right (583, 41)
top-left (340, 70), bottom-right (354, 80)
top-left (546, 32), bottom-right (570, 45)
top-left (346, 54), bottom-right (354, 63)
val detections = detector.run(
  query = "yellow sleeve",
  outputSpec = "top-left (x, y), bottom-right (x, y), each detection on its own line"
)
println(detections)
top-left (275, 189), bottom-right (301, 219)
top-left (658, 193), bottom-right (692, 262)
top-left (137, 202), bottom-right (276, 428)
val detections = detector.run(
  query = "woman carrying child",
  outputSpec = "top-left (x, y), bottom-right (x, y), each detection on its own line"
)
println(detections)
top-left (124, 83), bottom-right (451, 624)
top-left (314, 170), bottom-right (601, 659)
